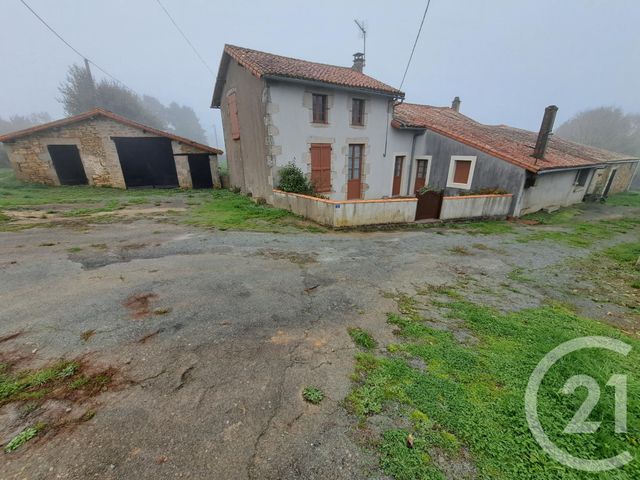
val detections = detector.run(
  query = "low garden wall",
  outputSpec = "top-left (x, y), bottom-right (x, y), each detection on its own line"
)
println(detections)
top-left (272, 190), bottom-right (417, 227)
top-left (439, 194), bottom-right (513, 220)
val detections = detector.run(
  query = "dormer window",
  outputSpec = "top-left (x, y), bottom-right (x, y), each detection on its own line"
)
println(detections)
top-left (312, 94), bottom-right (328, 124)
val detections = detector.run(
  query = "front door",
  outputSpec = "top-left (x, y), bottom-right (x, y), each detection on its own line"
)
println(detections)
top-left (414, 158), bottom-right (429, 192)
top-left (47, 144), bottom-right (88, 185)
top-left (347, 144), bottom-right (363, 200)
top-left (392, 156), bottom-right (404, 196)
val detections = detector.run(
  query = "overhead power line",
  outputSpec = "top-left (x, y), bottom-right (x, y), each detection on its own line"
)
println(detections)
top-left (399, 0), bottom-right (432, 90)
top-left (154, 0), bottom-right (215, 77)
top-left (18, 0), bottom-right (134, 91)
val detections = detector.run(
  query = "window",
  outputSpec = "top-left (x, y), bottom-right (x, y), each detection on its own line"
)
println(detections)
top-left (227, 93), bottom-right (240, 140)
top-left (348, 144), bottom-right (363, 180)
top-left (394, 157), bottom-right (404, 177)
top-left (574, 169), bottom-right (590, 187)
top-left (351, 98), bottom-right (365, 126)
top-left (310, 143), bottom-right (332, 193)
top-left (446, 155), bottom-right (476, 189)
top-left (312, 94), bottom-right (328, 123)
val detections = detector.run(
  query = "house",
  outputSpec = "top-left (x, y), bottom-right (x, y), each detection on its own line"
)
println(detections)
top-left (0, 108), bottom-right (222, 189)
top-left (390, 102), bottom-right (639, 216)
top-left (211, 44), bottom-right (404, 201)
top-left (211, 44), bottom-right (638, 225)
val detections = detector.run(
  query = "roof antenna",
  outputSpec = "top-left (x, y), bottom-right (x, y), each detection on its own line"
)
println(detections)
top-left (354, 19), bottom-right (367, 58)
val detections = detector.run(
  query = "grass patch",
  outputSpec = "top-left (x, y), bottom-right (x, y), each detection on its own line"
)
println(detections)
top-left (188, 189), bottom-right (324, 233)
top-left (453, 220), bottom-right (514, 235)
top-left (348, 293), bottom-right (640, 479)
top-left (606, 192), bottom-right (640, 207)
top-left (348, 327), bottom-right (377, 350)
top-left (0, 358), bottom-right (112, 407)
top-left (4, 423), bottom-right (46, 453)
top-left (521, 206), bottom-right (584, 225)
top-left (520, 218), bottom-right (640, 248)
top-left (302, 386), bottom-right (325, 404)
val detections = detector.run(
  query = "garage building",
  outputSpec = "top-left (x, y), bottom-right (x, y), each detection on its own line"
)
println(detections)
top-left (0, 108), bottom-right (222, 189)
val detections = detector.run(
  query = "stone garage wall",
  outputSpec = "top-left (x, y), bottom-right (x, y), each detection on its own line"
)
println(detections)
top-left (3, 117), bottom-right (218, 189)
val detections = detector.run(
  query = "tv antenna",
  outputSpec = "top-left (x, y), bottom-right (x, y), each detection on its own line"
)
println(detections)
top-left (354, 19), bottom-right (367, 57)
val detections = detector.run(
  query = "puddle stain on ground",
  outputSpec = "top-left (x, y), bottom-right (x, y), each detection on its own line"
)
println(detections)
top-left (123, 292), bottom-right (158, 319)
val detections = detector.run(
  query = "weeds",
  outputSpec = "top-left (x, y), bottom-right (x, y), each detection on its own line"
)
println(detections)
top-left (302, 386), bottom-right (325, 404)
top-left (348, 327), bottom-right (377, 350)
top-left (4, 423), bottom-right (46, 453)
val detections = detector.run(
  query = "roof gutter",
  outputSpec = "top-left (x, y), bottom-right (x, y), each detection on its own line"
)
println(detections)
top-left (263, 75), bottom-right (404, 100)
top-left (536, 164), bottom-right (604, 174)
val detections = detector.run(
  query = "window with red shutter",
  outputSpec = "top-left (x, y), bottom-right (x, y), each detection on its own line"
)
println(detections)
top-left (453, 160), bottom-right (472, 184)
top-left (310, 143), bottom-right (331, 192)
top-left (228, 93), bottom-right (240, 140)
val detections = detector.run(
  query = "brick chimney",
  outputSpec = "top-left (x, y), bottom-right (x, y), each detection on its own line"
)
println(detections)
top-left (352, 53), bottom-right (365, 73)
top-left (532, 105), bottom-right (558, 160)
top-left (451, 96), bottom-right (461, 112)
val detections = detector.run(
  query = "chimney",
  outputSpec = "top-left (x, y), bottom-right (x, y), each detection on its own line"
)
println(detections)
top-left (532, 105), bottom-right (558, 160)
top-left (451, 96), bottom-right (461, 112)
top-left (352, 52), bottom-right (365, 73)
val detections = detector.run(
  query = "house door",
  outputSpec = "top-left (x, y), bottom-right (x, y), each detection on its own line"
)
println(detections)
top-left (347, 144), bottom-right (363, 200)
top-left (603, 169), bottom-right (618, 197)
top-left (414, 158), bottom-right (429, 192)
top-left (188, 154), bottom-right (214, 188)
top-left (47, 145), bottom-right (88, 185)
top-left (310, 143), bottom-right (332, 193)
top-left (392, 156), bottom-right (404, 196)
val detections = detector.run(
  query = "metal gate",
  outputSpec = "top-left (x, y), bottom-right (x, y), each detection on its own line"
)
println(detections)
top-left (415, 190), bottom-right (443, 220)
top-left (188, 154), bottom-right (214, 188)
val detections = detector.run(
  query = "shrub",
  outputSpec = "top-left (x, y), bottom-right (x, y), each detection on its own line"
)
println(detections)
top-left (277, 163), bottom-right (313, 194)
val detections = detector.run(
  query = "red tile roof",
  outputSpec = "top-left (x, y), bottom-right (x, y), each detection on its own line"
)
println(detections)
top-left (212, 44), bottom-right (403, 106)
top-left (0, 108), bottom-right (223, 154)
top-left (393, 103), bottom-right (636, 172)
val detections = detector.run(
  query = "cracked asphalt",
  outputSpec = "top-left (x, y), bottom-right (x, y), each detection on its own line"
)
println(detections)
top-left (0, 216), bottom-right (635, 479)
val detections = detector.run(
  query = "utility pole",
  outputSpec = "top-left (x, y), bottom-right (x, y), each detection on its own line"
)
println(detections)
top-left (84, 58), bottom-right (98, 107)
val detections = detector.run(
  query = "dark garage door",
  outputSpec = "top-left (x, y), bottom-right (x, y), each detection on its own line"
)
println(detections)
top-left (48, 144), bottom-right (88, 185)
top-left (113, 137), bottom-right (179, 188)
top-left (188, 154), bottom-right (214, 188)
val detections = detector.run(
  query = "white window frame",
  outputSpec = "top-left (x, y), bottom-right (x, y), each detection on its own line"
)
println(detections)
top-left (412, 155), bottom-right (433, 192)
top-left (446, 155), bottom-right (477, 190)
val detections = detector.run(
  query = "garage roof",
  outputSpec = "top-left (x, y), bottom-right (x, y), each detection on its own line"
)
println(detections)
top-left (0, 108), bottom-right (223, 155)
top-left (393, 103), bottom-right (637, 173)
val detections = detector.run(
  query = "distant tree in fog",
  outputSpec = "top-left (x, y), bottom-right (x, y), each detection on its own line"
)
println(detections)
top-left (556, 107), bottom-right (640, 157)
top-left (0, 112), bottom-right (52, 167)
top-left (58, 63), bottom-right (163, 128)
top-left (58, 63), bottom-right (208, 143)
top-left (141, 96), bottom-right (208, 143)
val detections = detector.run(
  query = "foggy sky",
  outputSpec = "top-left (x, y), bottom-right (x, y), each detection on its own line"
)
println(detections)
top-left (1, 0), bottom-right (639, 147)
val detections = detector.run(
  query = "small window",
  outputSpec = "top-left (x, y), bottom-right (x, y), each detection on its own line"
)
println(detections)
top-left (312, 94), bottom-right (328, 123)
top-left (446, 156), bottom-right (476, 189)
top-left (574, 169), bottom-right (590, 187)
top-left (416, 160), bottom-right (429, 180)
top-left (351, 98), bottom-right (365, 126)
top-left (227, 93), bottom-right (240, 140)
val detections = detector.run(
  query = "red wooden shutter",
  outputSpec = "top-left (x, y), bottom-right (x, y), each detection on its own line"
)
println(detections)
top-left (453, 160), bottom-right (472, 184)
top-left (228, 93), bottom-right (240, 140)
top-left (310, 144), bottom-right (331, 192)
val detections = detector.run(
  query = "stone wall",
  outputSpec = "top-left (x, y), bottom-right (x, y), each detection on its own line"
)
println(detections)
top-left (3, 116), bottom-right (218, 189)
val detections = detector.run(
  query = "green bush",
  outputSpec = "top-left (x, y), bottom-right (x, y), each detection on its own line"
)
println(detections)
top-left (277, 163), bottom-right (313, 194)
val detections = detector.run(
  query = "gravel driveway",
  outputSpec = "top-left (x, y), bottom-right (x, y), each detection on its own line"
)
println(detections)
top-left (0, 217), bottom-right (636, 479)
